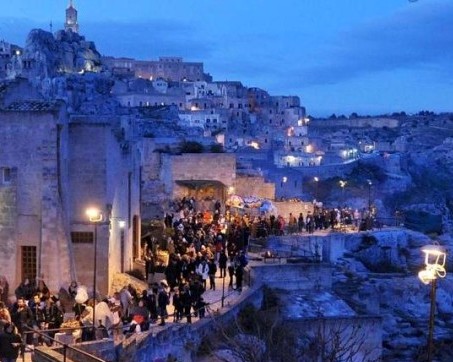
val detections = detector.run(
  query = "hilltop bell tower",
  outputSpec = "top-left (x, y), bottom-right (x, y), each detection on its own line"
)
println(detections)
top-left (65, 0), bottom-right (79, 33)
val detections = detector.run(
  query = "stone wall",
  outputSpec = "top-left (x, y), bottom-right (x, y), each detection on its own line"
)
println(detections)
top-left (34, 339), bottom-right (116, 362)
top-left (68, 115), bottom-right (141, 296)
top-left (110, 272), bottom-right (148, 295)
top-left (294, 159), bottom-right (358, 179)
top-left (250, 263), bottom-right (333, 291)
top-left (0, 168), bottom-right (18, 292)
top-left (274, 200), bottom-right (314, 220)
top-left (163, 153), bottom-right (236, 199)
top-left (234, 175), bottom-right (275, 199)
top-left (66, 339), bottom-right (116, 362)
top-left (0, 109), bottom-right (72, 292)
top-left (310, 117), bottom-right (399, 129)
top-left (122, 284), bottom-right (264, 362)
top-left (134, 59), bottom-right (208, 82)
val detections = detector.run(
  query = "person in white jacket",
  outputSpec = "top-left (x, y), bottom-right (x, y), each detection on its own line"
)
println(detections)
top-left (196, 259), bottom-right (209, 290)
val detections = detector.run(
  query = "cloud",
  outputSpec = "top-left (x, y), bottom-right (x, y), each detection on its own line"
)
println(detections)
top-left (293, 0), bottom-right (453, 86)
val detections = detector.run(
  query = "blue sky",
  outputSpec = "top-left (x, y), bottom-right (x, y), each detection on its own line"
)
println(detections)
top-left (1, 0), bottom-right (452, 116)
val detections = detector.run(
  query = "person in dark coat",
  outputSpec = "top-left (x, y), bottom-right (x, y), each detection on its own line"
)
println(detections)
top-left (227, 256), bottom-right (236, 288)
top-left (218, 251), bottom-right (228, 278)
top-left (68, 281), bottom-right (78, 300)
top-left (144, 249), bottom-right (156, 284)
top-left (208, 259), bottom-right (217, 290)
top-left (172, 289), bottom-right (183, 322)
top-left (14, 278), bottom-right (34, 301)
top-left (180, 285), bottom-right (193, 324)
top-left (0, 323), bottom-right (22, 362)
top-left (10, 298), bottom-right (34, 346)
top-left (157, 287), bottom-right (169, 326)
top-left (44, 297), bottom-right (63, 340)
top-left (194, 297), bottom-right (207, 319)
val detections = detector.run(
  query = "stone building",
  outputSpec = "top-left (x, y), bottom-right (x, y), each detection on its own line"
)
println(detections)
top-left (0, 78), bottom-right (141, 296)
top-left (103, 56), bottom-right (212, 82)
top-left (66, 113), bottom-right (141, 295)
top-left (161, 153), bottom-right (236, 210)
top-left (0, 41), bottom-right (14, 79)
top-left (0, 101), bottom-right (73, 294)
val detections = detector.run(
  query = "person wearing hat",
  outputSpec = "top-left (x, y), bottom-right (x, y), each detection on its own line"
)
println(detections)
top-left (0, 323), bottom-right (22, 361)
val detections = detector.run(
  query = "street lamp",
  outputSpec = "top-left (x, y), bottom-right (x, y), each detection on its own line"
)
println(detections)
top-left (86, 207), bottom-right (103, 334)
top-left (339, 180), bottom-right (347, 205)
top-left (367, 179), bottom-right (372, 216)
top-left (119, 220), bottom-right (126, 273)
top-left (221, 271), bottom-right (226, 308)
top-left (418, 244), bottom-right (447, 362)
top-left (314, 177), bottom-right (319, 201)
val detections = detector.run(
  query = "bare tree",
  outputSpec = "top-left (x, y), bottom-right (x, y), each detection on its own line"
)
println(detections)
top-left (296, 317), bottom-right (381, 362)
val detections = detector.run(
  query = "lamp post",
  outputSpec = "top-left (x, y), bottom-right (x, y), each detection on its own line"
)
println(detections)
top-left (418, 244), bottom-right (447, 362)
top-left (119, 220), bottom-right (126, 273)
top-left (314, 177), bottom-right (319, 201)
top-left (221, 272), bottom-right (226, 308)
top-left (339, 180), bottom-right (347, 206)
top-left (86, 207), bottom-right (103, 334)
top-left (367, 179), bottom-right (372, 216)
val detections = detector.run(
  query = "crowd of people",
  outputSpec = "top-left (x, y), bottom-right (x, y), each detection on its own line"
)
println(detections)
top-left (0, 277), bottom-right (64, 360)
top-left (1, 197), bottom-right (379, 358)
top-left (241, 205), bottom-right (376, 238)
top-left (132, 197), bottom-right (250, 330)
top-left (111, 199), bottom-right (374, 334)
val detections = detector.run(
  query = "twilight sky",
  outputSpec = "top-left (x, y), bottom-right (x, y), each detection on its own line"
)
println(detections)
top-left (0, 0), bottom-right (452, 116)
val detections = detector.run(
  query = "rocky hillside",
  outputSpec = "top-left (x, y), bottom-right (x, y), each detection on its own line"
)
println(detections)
top-left (334, 229), bottom-right (453, 361)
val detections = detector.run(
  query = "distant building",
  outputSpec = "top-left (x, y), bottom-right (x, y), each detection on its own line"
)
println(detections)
top-left (0, 40), bottom-right (12, 79)
top-left (178, 108), bottom-right (228, 133)
top-left (103, 56), bottom-right (212, 82)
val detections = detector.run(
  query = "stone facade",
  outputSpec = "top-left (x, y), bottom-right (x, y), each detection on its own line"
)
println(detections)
top-left (103, 56), bottom-right (211, 83)
top-left (250, 263), bottom-right (333, 290)
top-left (0, 106), bottom-right (72, 292)
top-left (310, 117), bottom-right (400, 129)
top-left (234, 175), bottom-right (275, 200)
top-left (0, 100), bottom-right (141, 295)
top-left (162, 153), bottom-right (236, 201)
top-left (67, 115), bottom-right (141, 295)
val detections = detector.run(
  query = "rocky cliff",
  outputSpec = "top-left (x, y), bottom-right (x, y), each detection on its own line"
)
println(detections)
top-left (8, 28), bottom-right (102, 81)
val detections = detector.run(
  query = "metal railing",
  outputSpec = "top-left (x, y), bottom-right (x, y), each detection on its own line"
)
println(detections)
top-left (22, 326), bottom-right (106, 362)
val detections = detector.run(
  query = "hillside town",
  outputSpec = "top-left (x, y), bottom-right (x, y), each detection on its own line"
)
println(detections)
top-left (1, 2), bottom-right (453, 362)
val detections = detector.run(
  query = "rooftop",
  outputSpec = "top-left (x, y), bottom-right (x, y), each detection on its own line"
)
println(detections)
top-left (278, 290), bottom-right (356, 320)
top-left (1, 100), bottom-right (61, 112)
